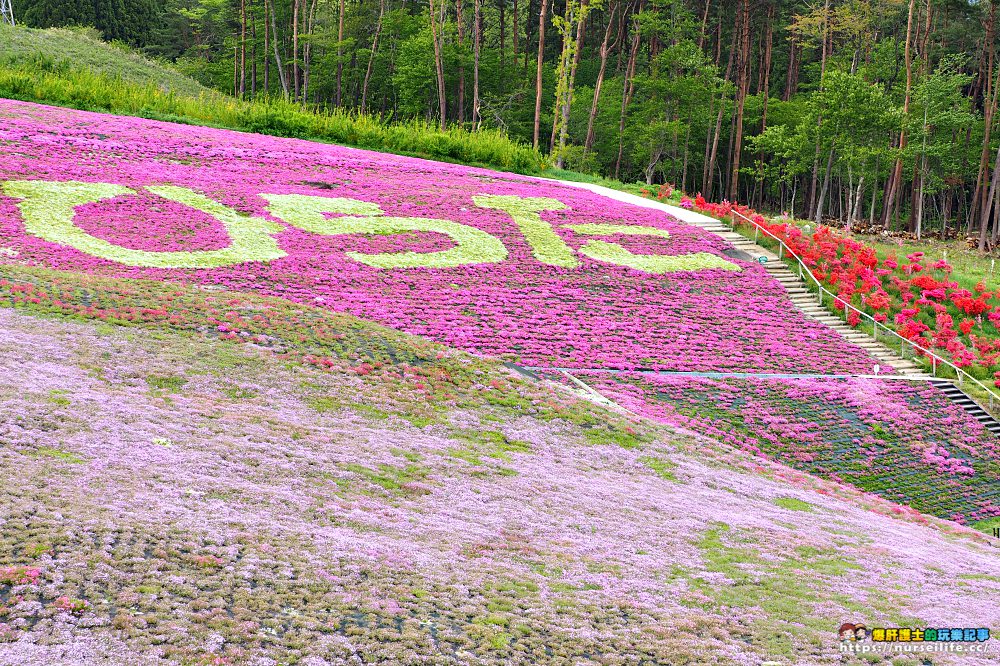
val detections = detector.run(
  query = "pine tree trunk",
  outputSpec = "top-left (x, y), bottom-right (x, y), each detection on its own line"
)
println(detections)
top-left (701, 95), bottom-right (714, 193)
top-left (499, 0), bottom-right (506, 78)
top-left (269, 0), bottom-right (289, 98)
top-left (882, 0), bottom-right (916, 226)
top-left (428, 0), bottom-right (448, 129)
top-left (512, 0), bottom-right (518, 65)
top-left (473, 0), bottom-right (482, 127)
top-left (292, 0), bottom-right (300, 101)
top-left (263, 0), bottom-right (270, 92)
top-left (697, 0), bottom-right (710, 50)
top-left (815, 144), bottom-right (836, 224)
top-left (302, 0), bottom-right (317, 102)
top-left (728, 0), bottom-right (749, 201)
top-left (584, 2), bottom-right (617, 154)
top-left (613, 3), bottom-right (641, 179)
top-left (705, 27), bottom-right (734, 200)
top-left (972, 2), bottom-right (997, 226)
top-left (807, 0), bottom-right (831, 218)
top-left (554, 0), bottom-right (587, 166)
top-left (335, 0), bottom-right (345, 105)
top-left (456, 0), bottom-right (465, 122)
top-left (240, 0), bottom-right (247, 97)
top-left (849, 176), bottom-right (865, 231)
top-left (361, 0), bottom-right (386, 114)
top-left (250, 0), bottom-right (257, 96)
top-left (532, 0), bottom-right (549, 148)
top-left (980, 137), bottom-right (1000, 251)
top-left (783, 40), bottom-right (798, 101)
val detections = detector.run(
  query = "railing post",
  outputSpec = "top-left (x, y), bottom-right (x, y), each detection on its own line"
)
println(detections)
top-left (779, 244), bottom-right (784, 259)
top-left (754, 227), bottom-right (760, 244)
top-left (799, 263), bottom-right (803, 279)
top-left (932, 357), bottom-right (936, 376)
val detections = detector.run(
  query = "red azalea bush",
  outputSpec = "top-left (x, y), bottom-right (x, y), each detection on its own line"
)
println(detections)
top-left (644, 190), bottom-right (1000, 380)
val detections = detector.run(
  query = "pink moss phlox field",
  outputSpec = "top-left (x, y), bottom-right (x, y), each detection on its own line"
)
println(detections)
top-left (1, 308), bottom-right (999, 665)
top-left (558, 371), bottom-right (1000, 524)
top-left (0, 100), bottom-right (880, 373)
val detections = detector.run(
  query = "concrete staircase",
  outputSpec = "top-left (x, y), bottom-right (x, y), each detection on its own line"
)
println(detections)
top-left (688, 219), bottom-right (931, 378)
top-left (930, 380), bottom-right (1000, 436)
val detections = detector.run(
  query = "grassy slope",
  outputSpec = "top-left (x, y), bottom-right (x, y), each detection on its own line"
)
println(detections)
top-left (0, 275), bottom-right (997, 665)
top-left (0, 25), bottom-right (213, 98)
top-left (0, 25), bottom-right (541, 174)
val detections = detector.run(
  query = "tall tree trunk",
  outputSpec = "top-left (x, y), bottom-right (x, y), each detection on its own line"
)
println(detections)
top-left (881, 0), bottom-right (916, 226)
top-left (428, 0), bottom-right (448, 129)
top-left (551, 0), bottom-right (587, 151)
top-left (263, 0), bottom-right (270, 92)
top-left (757, 2), bottom-right (773, 207)
top-left (584, 2), bottom-right (618, 154)
top-left (916, 152), bottom-right (927, 239)
top-left (681, 116), bottom-right (691, 192)
top-left (554, 0), bottom-right (587, 166)
top-left (532, 0), bottom-right (550, 148)
top-left (697, 0), bottom-right (710, 50)
top-left (456, 0), bottom-right (465, 122)
top-left (250, 0), bottom-right (257, 96)
top-left (728, 0), bottom-right (749, 201)
top-left (815, 144), bottom-right (836, 224)
top-left (361, 0), bottom-right (386, 114)
top-left (292, 0), bottom-right (300, 101)
top-left (807, 0), bottom-right (831, 217)
top-left (979, 136), bottom-right (1000, 251)
top-left (302, 0), bottom-right (318, 102)
top-left (783, 39), bottom-right (798, 101)
top-left (705, 26), bottom-right (735, 200)
top-left (849, 176), bottom-right (865, 231)
top-left (613, 3), bottom-right (641, 179)
top-left (473, 0), bottom-right (482, 127)
top-left (759, 1), bottom-right (772, 128)
top-left (972, 2), bottom-right (998, 225)
top-left (512, 0), bottom-right (518, 65)
top-left (269, 0), bottom-right (289, 98)
top-left (701, 95), bottom-right (714, 193)
top-left (335, 0), bottom-right (345, 105)
top-left (499, 0), bottom-right (506, 78)
top-left (240, 0), bottom-right (247, 97)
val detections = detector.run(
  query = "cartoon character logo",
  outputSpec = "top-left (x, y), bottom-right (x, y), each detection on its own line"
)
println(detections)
top-left (839, 623), bottom-right (869, 642)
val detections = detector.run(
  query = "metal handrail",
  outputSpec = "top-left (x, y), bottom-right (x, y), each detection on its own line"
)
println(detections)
top-left (721, 208), bottom-right (998, 410)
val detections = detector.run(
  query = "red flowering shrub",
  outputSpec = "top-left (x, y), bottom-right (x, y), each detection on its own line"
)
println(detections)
top-left (639, 185), bottom-right (1000, 374)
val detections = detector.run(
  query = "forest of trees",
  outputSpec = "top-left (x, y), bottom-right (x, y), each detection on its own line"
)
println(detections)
top-left (15, 0), bottom-right (1000, 247)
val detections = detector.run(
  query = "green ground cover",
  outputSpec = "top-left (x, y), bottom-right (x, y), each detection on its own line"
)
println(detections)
top-left (0, 25), bottom-right (541, 174)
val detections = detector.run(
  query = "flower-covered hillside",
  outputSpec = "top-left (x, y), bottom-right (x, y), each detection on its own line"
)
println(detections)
top-left (0, 304), bottom-right (998, 665)
top-left (0, 99), bottom-right (877, 374)
top-left (541, 371), bottom-right (1000, 525)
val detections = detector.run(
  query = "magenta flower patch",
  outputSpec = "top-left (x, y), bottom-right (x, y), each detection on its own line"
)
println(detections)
top-left (0, 100), bottom-right (881, 374)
